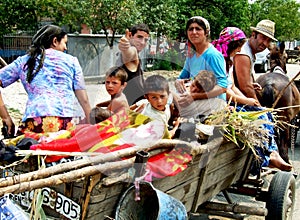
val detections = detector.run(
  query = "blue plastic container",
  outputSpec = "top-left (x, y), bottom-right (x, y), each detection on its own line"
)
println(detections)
top-left (115, 181), bottom-right (187, 220)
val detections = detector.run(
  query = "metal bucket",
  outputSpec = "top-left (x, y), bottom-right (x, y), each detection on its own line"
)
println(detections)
top-left (115, 181), bottom-right (187, 220)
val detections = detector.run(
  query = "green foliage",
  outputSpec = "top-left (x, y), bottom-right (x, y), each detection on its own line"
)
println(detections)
top-left (151, 49), bottom-right (185, 71)
top-left (249, 0), bottom-right (300, 41)
top-left (0, 0), bottom-right (38, 35)
top-left (186, 0), bottom-right (251, 40)
top-left (0, 0), bottom-right (299, 47)
top-left (135, 0), bottom-right (179, 40)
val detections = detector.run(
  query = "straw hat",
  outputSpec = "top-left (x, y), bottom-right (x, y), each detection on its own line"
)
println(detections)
top-left (250, 19), bottom-right (277, 41)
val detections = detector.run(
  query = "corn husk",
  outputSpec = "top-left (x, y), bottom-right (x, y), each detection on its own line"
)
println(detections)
top-left (204, 105), bottom-right (276, 159)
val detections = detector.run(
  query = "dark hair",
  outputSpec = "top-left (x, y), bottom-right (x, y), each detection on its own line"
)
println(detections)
top-left (90, 106), bottom-right (112, 124)
top-left (185, 16), bottom-right (210, 57)
top-left (185, 17), bottom-right (209, 35)
top-left (24, 25), bottom-right (67, 83)
top-left (194, 70), bottom-right (216, 92)
top-left (279, 41), bottom-right (285, 54)
top-left (105, 66), bottom-right (128, 85)
top-left (144, 75), bottom-right (169, 94)
top-left (130, 23), bottom-right (150, 36)
top-left (225, 39), bottom-right (247, 72)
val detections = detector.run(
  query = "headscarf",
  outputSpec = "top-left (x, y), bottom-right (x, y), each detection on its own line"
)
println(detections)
top-left (186, 16), bottom-right (210, 35)
top-left (212, 27), bottom-right (246, 57)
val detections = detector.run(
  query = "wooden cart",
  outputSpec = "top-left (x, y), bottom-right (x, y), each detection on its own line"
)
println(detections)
top-left (0, 133), bottom-right (296, 220)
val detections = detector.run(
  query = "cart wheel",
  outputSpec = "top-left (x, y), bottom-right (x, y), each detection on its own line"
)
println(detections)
top-left (266, 171), bottom-right (295, 220)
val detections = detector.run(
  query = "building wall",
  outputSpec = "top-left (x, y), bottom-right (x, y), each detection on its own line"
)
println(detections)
top-left (67, 34), bottom-right (123, 81)
top-left (1, 33), bottom-right (147, 81)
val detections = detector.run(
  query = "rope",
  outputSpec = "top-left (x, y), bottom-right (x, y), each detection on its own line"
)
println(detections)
top-left (272, 70), bottom-right (300, 108)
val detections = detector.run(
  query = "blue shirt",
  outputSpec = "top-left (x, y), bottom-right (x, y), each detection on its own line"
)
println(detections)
top-left (178, 45), bottom-right (227, 100)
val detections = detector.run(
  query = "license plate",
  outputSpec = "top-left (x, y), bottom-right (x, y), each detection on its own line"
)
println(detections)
top-left (11, 187), bottom-right (81, 220)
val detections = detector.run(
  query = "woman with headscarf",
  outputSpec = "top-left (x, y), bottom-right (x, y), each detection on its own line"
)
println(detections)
top-left (174, 16), bottom-right (228, 107)
top-left (0, 25), bottom-right (91, 134)
top-left (212, 27), bottom-right (259, 106)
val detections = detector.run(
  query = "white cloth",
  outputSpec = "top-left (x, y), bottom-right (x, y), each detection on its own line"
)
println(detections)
top-left (237, 41), bottom-right (256, 75)
top-left (178, 98), bottom-right (226, 119)
top-left (135, 99), bottom-right (171, 125)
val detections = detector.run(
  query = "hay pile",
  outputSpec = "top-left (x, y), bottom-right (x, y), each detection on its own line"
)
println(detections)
top-left (204, 105), bottom-right (275, 159)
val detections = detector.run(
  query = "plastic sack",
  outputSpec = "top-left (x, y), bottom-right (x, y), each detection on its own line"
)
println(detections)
top-left (0, 195), bottom-right (29, 220)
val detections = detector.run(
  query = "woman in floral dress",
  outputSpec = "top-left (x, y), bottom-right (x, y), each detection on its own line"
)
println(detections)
top-left (0, 25), bottom-right (91, 134)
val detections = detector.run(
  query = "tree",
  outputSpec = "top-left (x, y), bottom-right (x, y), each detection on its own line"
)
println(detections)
top-left (249, 0), bottom-right (300, 41)
top-left (0, 0), bottom-right (39, 35)
top-left (0, 0), bottom-right (299, 48)
top-left (71, 0), bottom-right (141, 47)
top-left (182, 0), bottom-right (251, 40)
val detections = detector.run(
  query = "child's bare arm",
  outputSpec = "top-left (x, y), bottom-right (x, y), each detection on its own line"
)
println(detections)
top-left (130, 103), bottom-right (146, 113)
top-left (96, 100), bottom-right (111, 108)
top-left (169, 117), bottom-right (183, 138)
top-left (109, 96), bottom-right (129, 113)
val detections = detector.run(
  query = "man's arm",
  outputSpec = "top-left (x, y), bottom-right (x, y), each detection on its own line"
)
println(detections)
top-left (234, 54), bottom-right (259, 100)
top-left (118, 29), bottom-right (139, 71)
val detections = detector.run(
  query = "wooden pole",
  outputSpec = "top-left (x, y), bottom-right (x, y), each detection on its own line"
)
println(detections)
top-left (0, 139), bottom-right (195, 188)
top-left (0, 157), bottom-right (134, 196)
top-left (198, 201), bottom-right (268, 216)
top-left (0, 56), bottom-right (7, 67)
top-left (272, 70), bottom-right (300, 108)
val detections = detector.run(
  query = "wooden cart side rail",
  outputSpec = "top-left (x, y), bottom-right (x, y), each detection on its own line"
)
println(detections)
top-left (0, 139), bottom-right (191, 188)
top-left (0, 138), bottom-right (219, 195)
top-left (82, 140), bottom-right (252, 219)
top-left (189, 142), bottom-right (250, 213)
top-left (1, 136), bottom-right (255, 219)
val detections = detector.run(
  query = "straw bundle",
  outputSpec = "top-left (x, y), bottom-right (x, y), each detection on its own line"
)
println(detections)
top-left (204, 105), bottom-right (275, 159)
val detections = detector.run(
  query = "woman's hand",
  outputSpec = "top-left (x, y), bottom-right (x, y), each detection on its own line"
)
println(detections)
top-left (245, 98), bottom-right (260, 107)
top-left (175, 79), bottom-right (187, 94)
top-left (177, 93), bottom-right (194, 106)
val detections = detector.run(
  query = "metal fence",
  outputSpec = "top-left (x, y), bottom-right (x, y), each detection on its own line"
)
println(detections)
top-left (0, 32), bottom-right (34, 63)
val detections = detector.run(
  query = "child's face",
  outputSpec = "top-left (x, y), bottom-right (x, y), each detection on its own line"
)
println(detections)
top-left (189, 81), bottom-right (203, 93)
top-left (105, 76), bottom-right (123, 96)
top-left (145, 90), bottom-right (169, 111)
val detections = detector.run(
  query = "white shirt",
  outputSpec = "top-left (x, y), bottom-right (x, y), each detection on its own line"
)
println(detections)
top-left (135, 99), bottom-right (171, 125)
